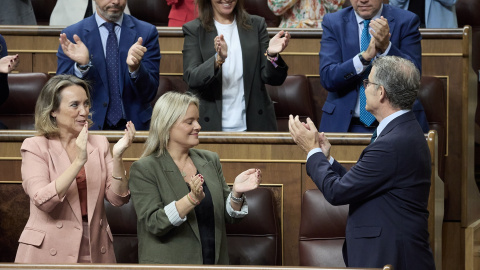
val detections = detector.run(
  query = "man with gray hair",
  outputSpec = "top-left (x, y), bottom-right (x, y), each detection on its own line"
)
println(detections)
top-left (289, 56), bottom-right (435, 270)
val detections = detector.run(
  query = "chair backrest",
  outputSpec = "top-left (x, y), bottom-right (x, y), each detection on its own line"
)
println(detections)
top-left (104, 200), bottom-right (139, 263)
top-left (299, 189), bottom-right (348, 267)
top-left (226, 187), bottom-right (281, 265)
top-left (266, 75), bottom-right (317, 131)
top-left (151, 75), bottom-right (189, 107)
top-left (243, 0), bottom-right (281, 27)
top-left (128, 0), bottom-right (171, 26)
top-left (418, 76), bottom-right (447, 180)
top-left (31, 0), bottom-right (57, 25)
top-left (0, 73), bottom-right (48, 130)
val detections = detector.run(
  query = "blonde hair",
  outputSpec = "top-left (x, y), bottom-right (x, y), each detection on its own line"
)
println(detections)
top-left (35, 75), bottom-right (92, 138)
top-left (142, 91), bottom-right (200, 158)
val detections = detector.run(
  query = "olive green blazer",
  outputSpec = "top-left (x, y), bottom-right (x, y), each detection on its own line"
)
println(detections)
top-left (129, 148), bottom-right (239, 264)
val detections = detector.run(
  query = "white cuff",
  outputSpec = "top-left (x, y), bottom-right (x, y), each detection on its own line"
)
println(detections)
top-left (226, 192), bottom-right (248, 218)
top-left (165, 200), bottom-right (187, 226)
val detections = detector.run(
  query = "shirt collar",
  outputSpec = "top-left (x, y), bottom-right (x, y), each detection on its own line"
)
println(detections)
top-left (95, 12), bottom-right (124, 28)
top-left (376, 109), bottom-right (409, 138)
top-left (355, 4), bottom-right (384, 25)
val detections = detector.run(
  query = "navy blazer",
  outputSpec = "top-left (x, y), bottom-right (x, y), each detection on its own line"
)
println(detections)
top-left (318, 4), bottom-right (429, 133)
top-left (0, 34), bottom-right (8, 106)
top-left (307, 111), bottom-right (435, 270)
top-left (57, 14), bottom-right (161, 130)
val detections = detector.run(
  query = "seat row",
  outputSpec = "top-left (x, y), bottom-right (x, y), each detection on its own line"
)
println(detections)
top-left (0, 72), bottom-right (447, 179)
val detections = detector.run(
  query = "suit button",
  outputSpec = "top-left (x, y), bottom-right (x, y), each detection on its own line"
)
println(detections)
top-left (103, 102), bottom-right (108, 107)
top-left (101, 246), bottom-right (106, 254)
top-left (204, 117), bottom-right (210, 122)
top-left (98, 125), bottom-right (101, 129)
top-left (100, 219), bottom-right (103, 227)
top-left (50, 248), bottom-right (57, 256)
top-left (258, 109), bottom-right (263, 115)
top-left (56, 222), bottom-right (63, 229)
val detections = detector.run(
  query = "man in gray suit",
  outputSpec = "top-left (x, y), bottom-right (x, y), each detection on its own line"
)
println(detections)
top-left (0, 0), bottom-right (36, 25)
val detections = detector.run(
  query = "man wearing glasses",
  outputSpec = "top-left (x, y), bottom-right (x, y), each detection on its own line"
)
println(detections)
top-left (289, 55), bottom-right (435, 270)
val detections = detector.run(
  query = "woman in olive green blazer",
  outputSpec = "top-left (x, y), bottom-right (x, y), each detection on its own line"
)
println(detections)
top-left (129, 92), bottom-right (262, 264)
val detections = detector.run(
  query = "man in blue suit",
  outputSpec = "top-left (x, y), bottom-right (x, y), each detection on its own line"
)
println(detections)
top-left (319, 0), bottom-right (429, 133)
top-left (289, 56), bottom-right (435, 270)
top-left (57, 0), bottom-right (160, 130)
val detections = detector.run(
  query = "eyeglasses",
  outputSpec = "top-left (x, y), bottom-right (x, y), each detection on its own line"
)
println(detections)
top-left (363, 79), bottom-right (379, 89)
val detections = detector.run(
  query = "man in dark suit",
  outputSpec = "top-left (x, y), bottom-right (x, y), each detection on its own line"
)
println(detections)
top-left (318, 0), bottom-right (429, 133)
top-left (57, 0), bottom-right (160, 130)
top-left (289, 56), bottom-right (435, 270)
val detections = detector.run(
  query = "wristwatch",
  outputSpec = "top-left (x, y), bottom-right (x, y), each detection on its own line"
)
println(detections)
top-left (358, 52), bottom-right (371, 66)
top-left (77, 61), bottom-right (92, 71)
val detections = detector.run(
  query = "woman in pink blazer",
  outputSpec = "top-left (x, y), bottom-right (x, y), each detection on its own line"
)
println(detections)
top-left (15, 75), bottom-right (136, 263)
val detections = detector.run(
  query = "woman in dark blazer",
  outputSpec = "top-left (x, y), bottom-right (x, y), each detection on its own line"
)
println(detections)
top-left (129, 91), bottom-right (262, 264)
top-left (182, 0), bottom-right (290, 131)
top-left (0, 34), bottom-right (19, 129)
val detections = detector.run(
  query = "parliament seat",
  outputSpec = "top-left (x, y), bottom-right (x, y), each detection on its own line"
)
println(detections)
top-left (152, 75), bottom-right (189, 107)
top-left (128, 0), bottom-right (171, 26)
top-left (418, 76), bottom-right (447, 181)
top-left (298, 189), bottom-right (348, 267)
top-left (104, 187), bottom-right (280, 264)
top-left (266, 75), bottom-right (317, 131)
top-left (31, 0), bottom-right (57, 25)
top-left (0, 73), bottom-right (48, 130)
top-left (104, 200), bottom-right (139, 264)
top-left (244, 0), bottom-right (280, 27)
top-left (226, 188), bottom-right (281, 265)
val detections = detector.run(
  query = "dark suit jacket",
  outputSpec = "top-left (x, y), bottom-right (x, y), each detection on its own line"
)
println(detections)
top-left (318, 4), bottom-right (429, 133)
top-left (307, 111), bottom-right (435, 270)
top-left (129, 148), bottom-right (241, 264)
top-left (56, 14), bottom-right (161, 130)
top-left (182, 16), bottom-right (288, 131)
top-left (0, 34), bottom-right (8, 106)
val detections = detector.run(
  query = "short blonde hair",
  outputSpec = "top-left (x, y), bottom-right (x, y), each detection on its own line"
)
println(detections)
top-left (35, 75), bottom-right (92, 138)
top-left (142, 91), bottom-right (199, 158)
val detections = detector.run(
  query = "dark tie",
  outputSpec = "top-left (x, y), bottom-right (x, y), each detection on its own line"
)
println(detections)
top-left (359, 19), bottom-right (376, 127)
top-left (370, 128), bottom-right (377, 143)
top-left (84, 0), bottom-right (93, 18)
top-left (104, 22), bottom-right (123, 126)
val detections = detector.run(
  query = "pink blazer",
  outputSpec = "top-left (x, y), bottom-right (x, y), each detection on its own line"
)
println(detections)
top-left (15, 135), bottom-right (130, 263)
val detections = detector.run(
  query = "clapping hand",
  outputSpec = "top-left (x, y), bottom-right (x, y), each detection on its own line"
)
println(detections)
top-left (267, 30), bottom-right (290, 55)
top-left (214, 34), bottom-right (228, 60)
top-left (370, 16), bottom-right (391, 53)
top-left (76, 123), bottom-right (89, 165)
top-left (189, 174), bottom-right (206, 202)
top-left (0, 54), bottom-right (19, 73)
top-left (232, 168), bottom-right (262, 195)
top-left (127, 37), bottom-right (147, 72)
top-left (59, 33), bottom-right (90, 65)
top-left (289, 115), bottom-right (320, 154)
top-left (112, 121), bottom-right (136, 158)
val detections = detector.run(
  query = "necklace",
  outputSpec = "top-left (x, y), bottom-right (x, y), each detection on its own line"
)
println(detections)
top-left (179, 157), bottom-right (189, 178)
